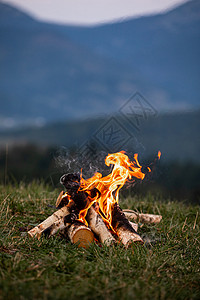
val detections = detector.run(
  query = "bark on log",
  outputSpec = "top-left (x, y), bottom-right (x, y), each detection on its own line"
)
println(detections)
top-left (112, 203), bottom-right (143, 247)
top-left (67, 221), bottom-right (94, 248)
top-left (129, 221), bottom-right (138, 232)
top-left (28, 206), bottom-right (70, 239)
top-left (28, 171), bottom-right (99, 240)
top-left (123, 209), bottom-right (162, 224)
top-left (86, 206), bottom-right (116, 246)
top-left (56, 190), bottom-right (70, 208)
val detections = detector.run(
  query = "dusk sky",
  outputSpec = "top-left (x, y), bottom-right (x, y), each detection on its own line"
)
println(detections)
top-left (1, 0), bottom-right (188, 25)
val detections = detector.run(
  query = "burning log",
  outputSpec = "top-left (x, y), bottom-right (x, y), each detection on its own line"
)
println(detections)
top-left (28, 151), bottom-right (162, 248)
top-left (28, 189), bottom-right (76, 239)
top-left (56, 190), bottom-right (69, 208)
top-left (59, 174), bottom-right (116, 246)
top-left (28, 205), bottom-right (141, 245)
top-left (111, 203), bottom-right (143, 247)
top-left (28, 181), bottom-right (84, 239)
top-left (67, 221), bottom-right (94, 248)
top-left (28, 171), bottom-right (99, 241)
top-left (123, 209), bottom-right (162, 224)
top-left (86, 205), bottom-right (116, 246)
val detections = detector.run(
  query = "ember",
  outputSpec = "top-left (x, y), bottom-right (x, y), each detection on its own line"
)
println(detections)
top-left (28, 151), bottom-right (162, 248)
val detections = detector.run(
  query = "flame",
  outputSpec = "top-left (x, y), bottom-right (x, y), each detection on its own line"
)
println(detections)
top-left (64, 150), bottom-right (161, 230)
top-left (79, 151), bottom-right (147, 227)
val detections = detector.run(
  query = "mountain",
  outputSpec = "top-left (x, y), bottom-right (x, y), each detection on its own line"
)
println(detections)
top-left (61, 0), bottom-right (200, 108)
top-left (0, 2), bottom-right (37, 27)
top-left (0, 1), bottom-right (199, 127)
top-left (0, 3), bottom-right (143, 126)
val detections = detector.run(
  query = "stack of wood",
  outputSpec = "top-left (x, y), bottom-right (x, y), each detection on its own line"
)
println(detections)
top-left (28, 173), bottom-right (162, 248)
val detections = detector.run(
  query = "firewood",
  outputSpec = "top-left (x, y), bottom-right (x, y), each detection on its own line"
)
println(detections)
top-left (86, 206), bottom-right (116, 246)
top-left (67, 221), bottom-right (94, 248)
top-left (112, 203), bottom-right (143, 247)
top-left (123, 209), bottom-right (162, 224)
top-left (129, 221), bottom-right (138, 232)
top-left (28, 173), bottom-right (98, 240)
top-left (28, 172), bottom-right (92, 239)
top-left (42, 217), bottom-right (72, 237)
top-left (28, 206), bottom-right (71, 239)
top-left (60, 173), bottom-right (100, 214)
top-left (56, 190), bottom-right (64, 208)
top-left (56, 190), bottom-right (69, 208)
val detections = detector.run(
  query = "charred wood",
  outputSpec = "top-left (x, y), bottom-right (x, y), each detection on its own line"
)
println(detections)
top-left (112, 203), bottom-right (143, 247)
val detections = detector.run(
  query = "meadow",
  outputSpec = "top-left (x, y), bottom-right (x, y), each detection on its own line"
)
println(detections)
top-left (0, 182), bottom-right (200, 300)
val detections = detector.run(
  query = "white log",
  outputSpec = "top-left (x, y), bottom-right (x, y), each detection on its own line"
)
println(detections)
top-left (112, 204), bottom-right (143, 247)
top-left (28, 206), bottom-right (70, 239)
top-left (86, 207), bottom-right (116, 246)
top-left (129, 221), bottom-right (138, 232)
top-left (123, 209), bottom-right (162, 224)
top-left (117, 226), bottom-right (143, 247)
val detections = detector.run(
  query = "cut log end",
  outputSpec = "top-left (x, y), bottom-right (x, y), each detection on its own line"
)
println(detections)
top-left (68, 221), bottom-right (94, 248)
top-left (28, 227), bottom-right (41, 239)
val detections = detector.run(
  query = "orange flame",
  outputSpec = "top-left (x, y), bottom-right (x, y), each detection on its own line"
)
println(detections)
top-left (64, 150), bottom-right (161, 230)
top-left (79, 151), bottom-right (147, 227)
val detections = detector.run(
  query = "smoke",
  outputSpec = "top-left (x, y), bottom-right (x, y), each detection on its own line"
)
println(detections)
top-left (55, 143), bottom-right (160, 187)
top-left (55, 147), bottom-right (111, 179)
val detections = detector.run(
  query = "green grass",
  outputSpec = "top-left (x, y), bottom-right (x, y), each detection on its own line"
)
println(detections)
top-left (0, 182), bottom-right (200, 300)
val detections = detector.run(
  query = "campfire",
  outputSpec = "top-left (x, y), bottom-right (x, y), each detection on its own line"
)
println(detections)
top-left (28, 151), bottom-right (162, 248)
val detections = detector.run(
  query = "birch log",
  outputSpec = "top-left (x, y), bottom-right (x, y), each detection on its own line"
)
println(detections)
top-left (56, 190), bottom-right (69, 208)
top-left (112, 203), bottom-right (143, 247)
top-left (123, 209), bottom-right (162, 224)
top-left (28, 206), bottom-right (70, 239)
top-left (67, 221), bottom-right (94, 248)
top-left (86, 206), bottom-right (116, 246)
top-left (129, 221), bottom-right (138, 232)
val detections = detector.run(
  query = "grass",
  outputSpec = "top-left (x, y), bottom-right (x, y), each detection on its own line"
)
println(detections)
top-left (0, 182), bottom-right (200, 300)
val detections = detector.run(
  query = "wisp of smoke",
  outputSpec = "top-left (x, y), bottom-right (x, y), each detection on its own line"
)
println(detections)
top-left (55, 147), bottom-right (111, 179)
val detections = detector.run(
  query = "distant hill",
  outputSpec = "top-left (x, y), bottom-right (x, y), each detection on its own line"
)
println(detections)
top-left (0, 0), bottom-right (199, 127)
top-left (62, 0), bottom-right (200, 107)
top-left (0, 2), bottom-right (142, 125)
top-left (0, 110), bottom-right (199, 163)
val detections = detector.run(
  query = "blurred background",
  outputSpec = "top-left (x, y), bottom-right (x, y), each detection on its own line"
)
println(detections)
top-left (0, 0), bottom-right (199, 202)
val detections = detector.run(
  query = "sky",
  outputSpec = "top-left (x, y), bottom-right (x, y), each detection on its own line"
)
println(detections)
top-left (1, 0), bottom-right (188, 25)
